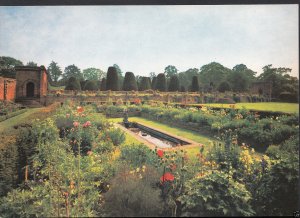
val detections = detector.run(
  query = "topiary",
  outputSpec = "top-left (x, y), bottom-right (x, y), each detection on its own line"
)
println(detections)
top-left (84, 80), bottom-right (98, 91)
top-left (123, 72), bottom-right (138, 91)
top-left (168, 75), bottom-right (180, 92)
top-left (65, 77), bottom-right (81, 91)
top-left (191, 76), bottom-right (200, 92)
top-left (106, 66), bottom-right (119, 91)
top-left (155, 73), bottom-right (167, 92)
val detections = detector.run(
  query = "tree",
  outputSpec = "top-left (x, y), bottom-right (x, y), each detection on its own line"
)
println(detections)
top-left (139, 77), bottom-right (151, 91)
top-left (0, 56), bottom-right (23, 78)
top-left (199, 62), bottom-right (231, 90)
top-left (228, 64), bottom-right (256, 92)
top-left (106, 66), bottom-right (119, 91)
top-left (100, 78), bottom-right (107, 91)
top-left (149, 72), bottom-right (156, 79)
top-left (123, 72), bottom-right (138, 91)
top-left (82, 68), bottom-right (104, 81)
top-left (164, 65), bottom-right (178, 79)
top-left (178, 68), bottom-right (199, 91)
top-left (151, 77), bottom-right (157, 90)
top-left (84, 80), bottom-right (98, 91)
top-left (63, 64), bottom-right (82, 81)
top-left (65, 77), bottom-right (81, 91)
top-left (168, 75), bottom-right (180, 91)
top-left (180, 86), bottom-right (186, 92)
top-left (191, 76), bottom-right (200, 92)
top-left (218, 81), bottom-right (231, 92)
top-left (47, 61), bottom-right (62, 83)
top-left (113, 64), bottom-right (124, 89)
top-left (258, 65), bottom-right (298, 101)
top-left (155, 73), bottom-right (167, 92)
top-left (26, 61), bottom-right (38, 67)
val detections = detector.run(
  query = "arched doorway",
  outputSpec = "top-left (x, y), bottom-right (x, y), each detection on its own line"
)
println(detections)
top-left (26, 82), bottom-right (35, 97)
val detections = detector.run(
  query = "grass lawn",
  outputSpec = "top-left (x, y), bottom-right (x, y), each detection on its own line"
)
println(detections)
top-left (202, 102), bottom-right (299, 114)
top-left (0, 108), bottom-right (42, 134)
top-left (109, 117), bottom-right (217, 157)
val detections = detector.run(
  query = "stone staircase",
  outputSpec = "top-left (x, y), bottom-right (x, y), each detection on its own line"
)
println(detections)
top-left (15, 98), bottom-right (43, 108)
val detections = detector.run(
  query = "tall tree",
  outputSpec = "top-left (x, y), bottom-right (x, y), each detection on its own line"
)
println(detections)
top-left (199, 62), bottom-right (231, 90)
top-left (227, 64), bottom-right (256, 92)
top-left (123, 72), bottom-right (138, 91)
top-left (149, 72), bottom-right (156, 79)
top-left (155, 73), bottom-right (167, 92)
top-left (63, 64), bottom-right (82, 81)
top-left (26, 61), bottom-right (38, 67)
top-left (82, 68), bottom-right (104, 81)
top-left (100, 78), bottom-right (107, 91)
top-left (151, 76), bottom-right (157, 90)
top-left (47, 61), bottom-right (62, 83)
top-left (139, 77), bottom-right (151, 91)
top-left (113, 64), bottom-right (124, 89)
top-left (178, 68), bottom-right (199, 91)
top-left (106, 66), bottom-right (119, 91)
top-left (191, 76), bottom-right (200, 92)
top-left (164, 65), bottom-right (178, 79)
top-left (168, 75), bottom-right (180, 91)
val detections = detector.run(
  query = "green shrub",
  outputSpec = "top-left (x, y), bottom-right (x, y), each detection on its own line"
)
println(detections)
top-left (84, 80), bottom-right (98, 91)
top-left (106, 66), bottom-right (119, 91)
top-left (102, 128), bottom-right (125, 146)
top-left (65, 77), bottom-right (81, 91)
top-left (179, 170), bottom-right (255, 217)
top-left (155, 73), bottom-right (166, 92)
top-left (123, 72), bottom-right (138, 91)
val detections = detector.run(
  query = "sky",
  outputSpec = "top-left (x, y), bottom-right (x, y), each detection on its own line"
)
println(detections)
top-left (0, 5), bottom-right (298, 77)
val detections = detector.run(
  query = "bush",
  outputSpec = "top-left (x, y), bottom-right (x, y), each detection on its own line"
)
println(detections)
top-left (168, 75), bottom-right (180, 92)
top-left (216, 97), bottom-right (235, 104)
top-left (106, 66), bottom-right (119, 91)
top-left (123, 72), bottom-right (138, 91)
top-left (100, 78), bottom-right (107, 91)
top-left (139, 77), bottom-right (151, 91)
top-left (65, 77), bottom-right (81, 91)
top-left (103, 165), bottom-right (163, 217)
top-left (191, 76), bottom-right (199, 92)
top-left (179, 171), bottom-right (255, 217)
top-left (102, 128), bottom-right (125, 146)
top-left (155, 73), bottom-right (166, 92)
top-left (218, 81), bottom-right (231, 92)
top-left (84, 80), bottom-right (98, 91)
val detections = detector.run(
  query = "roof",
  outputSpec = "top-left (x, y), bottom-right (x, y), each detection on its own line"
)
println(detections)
top-left (15, 66), bottom-right (46, 71)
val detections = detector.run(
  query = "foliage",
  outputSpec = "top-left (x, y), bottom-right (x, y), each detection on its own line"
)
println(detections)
top-left (155, 73), bottom-right (167, 92)
top-left (151, 76), bottom-right (157, 90)
top-left (103, 165), bottom-right (163, 217)
top-left (101, 127), bottom-right (125, 147)
top-left (123, 71), bottom-right (138, 91)
top-left (82, 67), bottom-right (105, 81)
top-left (139, 76), bottom-right (151, 91)
top-left (191, 76), bottom-right (200, 92)
top-left (63, 64), bottom-right (82, 82)
top-left (84, 80), bottom-right (98, 91)
top-left (179, 170), bottom-right (255, 216)
top-left (168, 75), bottom-right (180, 92)
top-left (106, 66), bottom-right (119, 91)
top-left (100, 78), bottom-right (106, 91)
top-left (47, 61), bottom-right (62, 83)
top-left (218, 81), bottom-right (231, 92)
top-left (65, 76), bottom-right (81, 91)
top-left (164, 65), bottom-right (178, 79)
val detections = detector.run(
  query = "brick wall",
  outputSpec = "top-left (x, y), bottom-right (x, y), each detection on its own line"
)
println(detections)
top-left (0, 77), bottom-right (16, 101)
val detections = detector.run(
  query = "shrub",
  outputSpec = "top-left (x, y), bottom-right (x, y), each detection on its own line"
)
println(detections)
top-left (179, 170), bottom-right (255, 217)
top-left (218, 81), bottom-right (231, 92)
top-left (191, 76), bottom-right (199, 92)
top-left (139, 77), bottom-right (151, 91)
top-left (123, 72), bottom-right (138, 91)
top-left (168, 75), bottom-right (180, 92)
top-left (65, 77), bottom-right (81, 91)
top-left (103, 165), bottom-right (163, 217)
top-left (84, 80), bottom-right (98, 91)
top-left (155, 73), bottom-right (166, 92)
top-left (106, 66), bottom-right (119, 91)
top-left (151, 76), bottom-right (157, 90)
top-left (100, 78), bottom-right (107, 91)
top-left (216, 97), bottom-right (235, 104)
top-left (102, 128), bottom-right (125, 146)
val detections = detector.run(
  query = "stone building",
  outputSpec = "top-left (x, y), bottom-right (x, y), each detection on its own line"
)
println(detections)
top-left (0, 77), bottom-right (16, 101)
top-left (14, 66), bottom-right (48, 106)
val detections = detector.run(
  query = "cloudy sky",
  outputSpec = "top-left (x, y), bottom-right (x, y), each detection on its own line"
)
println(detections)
top-left (0, 5), bottom-right (298, 77)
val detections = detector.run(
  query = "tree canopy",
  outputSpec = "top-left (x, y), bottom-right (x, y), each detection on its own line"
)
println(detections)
top-left (63, 64), bottom-right (82, 82)
top-left (83, 68), bottom-right (105, 81)
top-left (164, 65), bottom-right (178, 79)
top-left (47, 61), bottom-right (62, 83)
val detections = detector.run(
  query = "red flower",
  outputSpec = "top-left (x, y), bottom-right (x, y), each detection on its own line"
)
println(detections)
top-left (157, 150), bottom-right (164, 158)
top-left (73, 121), bottom-right (79, 128)
top-left (77, 106), bottom-right (84, 113)
top-left (83, 121), bottom-right (91, 128)
top-left (160, 172), bottom-right (175, 183)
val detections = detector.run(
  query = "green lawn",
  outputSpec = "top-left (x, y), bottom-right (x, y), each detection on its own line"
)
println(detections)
top-left (109, 117), bottom-right (217, 156)
top-left (202, 102), bottom-right (299, 114)
top-left (0, 108), bottom-right (42, 133)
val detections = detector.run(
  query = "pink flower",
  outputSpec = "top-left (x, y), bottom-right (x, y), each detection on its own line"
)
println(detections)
top-left (83, 121), bottom-right (91, 128)
top-left (87, 151), bottom-right (93, 155)
top-left (77, 106), bottom-right (84, 113)
top-left (66, 114), bottom-right (70, 118)
top-left (73, 121), bottom-right (79, 127)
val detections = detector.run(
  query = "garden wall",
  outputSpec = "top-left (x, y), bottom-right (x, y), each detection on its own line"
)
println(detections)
top-left (0, 77), bottom-right (16, 101)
